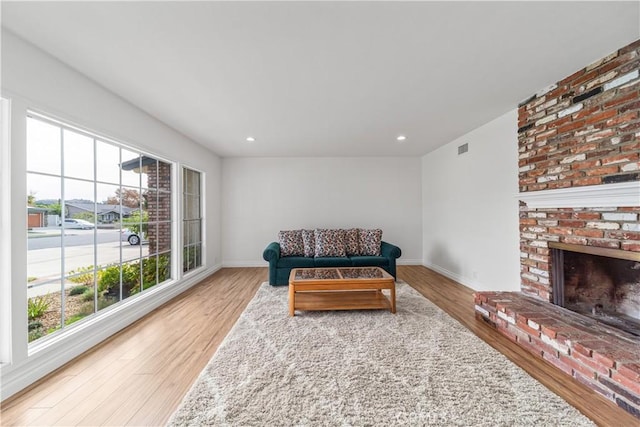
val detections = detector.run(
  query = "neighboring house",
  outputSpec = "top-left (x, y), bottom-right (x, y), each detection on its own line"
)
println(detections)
top-left (65, 202), bottom-right (135, 223)
top-left (97, 206), bottom-right (131, 223)
top-left (26, 206), bottom-right (48, 228)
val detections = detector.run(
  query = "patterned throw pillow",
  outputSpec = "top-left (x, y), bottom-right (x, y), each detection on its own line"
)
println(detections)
top-left (301, 229), bottom-right (315, 258)
top-left (359, 229), bottom-right (382, 256)
top-left (314, 229), bottom-right (346, 257)
top-left (343, 228), bottom-right (360, 256)
top-left (278, 230), bottom-right (304, 257)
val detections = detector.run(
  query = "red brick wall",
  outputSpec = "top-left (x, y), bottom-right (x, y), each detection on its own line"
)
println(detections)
top-left (146, 161), bottom-right (172, 255)
top-left (518, 40), bottom-right (640, 191)
top-left (518, 39), bottom-right (640, 300)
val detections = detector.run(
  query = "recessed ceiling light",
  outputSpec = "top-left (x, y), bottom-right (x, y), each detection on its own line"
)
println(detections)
top-left (396, 135), bottom-right (407, 142)
top-left (246, 137), bottom-right (256, 142)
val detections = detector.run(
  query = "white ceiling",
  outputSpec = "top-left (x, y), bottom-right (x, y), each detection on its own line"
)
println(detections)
top-left (2, 1), bottom-right (639, 158)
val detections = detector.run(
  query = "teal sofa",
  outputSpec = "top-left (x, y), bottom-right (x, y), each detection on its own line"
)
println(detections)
top-left (262, 241), bottom-right (402, 286)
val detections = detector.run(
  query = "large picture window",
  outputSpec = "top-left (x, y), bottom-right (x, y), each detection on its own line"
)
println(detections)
top-left (182, 168), bottom-right (202, 273)
top-left (26, 114), bottom-right (173, 343)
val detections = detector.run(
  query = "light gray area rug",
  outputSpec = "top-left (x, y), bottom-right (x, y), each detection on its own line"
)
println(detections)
top-left (169, 282), bottom-right (594, 426)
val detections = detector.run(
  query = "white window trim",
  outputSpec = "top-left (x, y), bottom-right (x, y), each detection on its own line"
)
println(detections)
top-left (24, 112), bottom-right (179, 349)
top-left (181, 165), bottom-right (206, 276)
top-left (1, 100), bottom-right (217, 402)
top-left (1, 98), bottom-right (12, 364)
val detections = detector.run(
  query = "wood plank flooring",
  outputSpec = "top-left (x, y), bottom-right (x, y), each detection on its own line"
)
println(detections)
top-left (1, 265), bottom-right (637, 426)
top-left (400, 266), bottom-right (638, 427)
top-left (0, 268), bottom-right (265, 426)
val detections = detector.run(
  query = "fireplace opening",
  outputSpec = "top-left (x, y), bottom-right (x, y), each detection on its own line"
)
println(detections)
top-left (550, 243), bottom-right (640, 336)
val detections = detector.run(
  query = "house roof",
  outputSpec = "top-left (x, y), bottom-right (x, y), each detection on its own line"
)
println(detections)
top-left (120, 155), bottom-right (157, 172)
top-left (66, 202), bottom-right (135, 215)
top-left (27, 206), bottom-right (49, 213)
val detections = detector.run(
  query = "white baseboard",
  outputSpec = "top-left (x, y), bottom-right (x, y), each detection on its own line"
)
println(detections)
top-left (0, 265), bottom-right (220, 401)
top-left (397, 259), bottom-right (422, 265)
top-left (223, 259), bottom-right (422, 268)
top-left (422, 261), bottom-right (482, 291)
top-left (222, 260), bottom-right (267, 268)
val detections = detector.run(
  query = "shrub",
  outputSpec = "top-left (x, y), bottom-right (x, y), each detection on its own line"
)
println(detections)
top-left (97, 255), bottom-right (170, 299)
top-left (82, 289), bottom-right (95, 302)
top-left (97, 265), bottom-right (121, 295)
top-left (158, 253), bottom-right (171, 283)
top-left (28, 320), bottom-right (42, 331)
top-left (28, 322), bottom-right (45, 342)
top-left (98, 262), bottom-right (141, 298)
top-left (141, 255), bottom-right (168, 289)
top-left (68, 266), bottom-right (96, 287)
top-left (69, 285), bottom-right (89, 296)
top-left (27, 295), bottom-right (51, 320)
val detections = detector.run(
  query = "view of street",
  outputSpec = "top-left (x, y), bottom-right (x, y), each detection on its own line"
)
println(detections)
top-left (28, 228), bottom-right (149, 296)
top-left (28, 227), bottom-right (123, 250)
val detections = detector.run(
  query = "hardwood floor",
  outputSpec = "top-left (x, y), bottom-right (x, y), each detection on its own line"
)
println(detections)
top-left (400, 266), bottom-right (638, 427)
top-left (0, 268), bottom-right (265, 426)
top-left (1, 265), bottom-right (636, 426)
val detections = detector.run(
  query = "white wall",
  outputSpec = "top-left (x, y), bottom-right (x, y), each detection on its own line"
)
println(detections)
top-left (1, 30), bottom-right (222, 399)
top-left (222, 157), bottom-right (422, 265)
top-left (422, 110), bottom-right (520, 291)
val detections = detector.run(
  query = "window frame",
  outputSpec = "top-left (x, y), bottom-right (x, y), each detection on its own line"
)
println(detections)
top-left (1, 97), bottom-right (12, 364)
top-left (181, 166), bottom-right (205, 275)
top-left (25, 111), bottom-right (178, 347)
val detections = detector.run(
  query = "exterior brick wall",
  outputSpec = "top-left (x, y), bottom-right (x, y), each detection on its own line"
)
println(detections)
top-left (146, 161), bottom-right (171, 255)
top-left (518, 39), bottom-right (640, 301)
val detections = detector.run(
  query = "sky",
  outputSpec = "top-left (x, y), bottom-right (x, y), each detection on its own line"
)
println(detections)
top-left (26, 116), bottom-right (155, 204)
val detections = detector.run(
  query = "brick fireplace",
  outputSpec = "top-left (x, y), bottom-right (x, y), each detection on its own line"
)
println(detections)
top-left (475, 39), bottom-right (640, 419)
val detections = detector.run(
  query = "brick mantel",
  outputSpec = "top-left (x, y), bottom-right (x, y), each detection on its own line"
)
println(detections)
top-left (518, 181), bottom-right (640, 209)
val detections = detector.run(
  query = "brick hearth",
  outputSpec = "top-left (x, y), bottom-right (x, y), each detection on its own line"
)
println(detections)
top-left (475, 292), bottom-right (640, 418)
top-left (476, 38), bottom-right (640, 420)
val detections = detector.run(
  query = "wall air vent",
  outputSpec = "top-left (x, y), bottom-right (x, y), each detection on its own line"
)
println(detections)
top-left (458, 143), bottom-right (468, 155)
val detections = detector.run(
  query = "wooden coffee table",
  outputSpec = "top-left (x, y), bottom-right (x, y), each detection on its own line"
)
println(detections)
top-left (288, 267), bottom-right (396, 316)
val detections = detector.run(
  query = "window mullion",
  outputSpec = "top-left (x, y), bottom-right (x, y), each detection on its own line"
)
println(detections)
top-left (59, 126), bottom-right (65, 330)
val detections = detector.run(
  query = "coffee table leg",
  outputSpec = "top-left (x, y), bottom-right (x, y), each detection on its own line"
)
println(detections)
top-left (289, 284), bottom-right (295, 316)
top-left (390, 285), bottom-right (396, 314)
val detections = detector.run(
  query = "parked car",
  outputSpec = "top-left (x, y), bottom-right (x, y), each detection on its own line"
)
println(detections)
top-left (121, 228), bottom-right (141, 245)
top-left (63, 219), bottom-right (95, 229)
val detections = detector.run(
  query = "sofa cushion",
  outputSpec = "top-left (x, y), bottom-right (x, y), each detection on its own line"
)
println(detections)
top-left (359, 229), bottom-right (382, 256)
top-left (350, 256), bottom-right (389, 268)
top-left (314, 256), bottom-right (352, 267)
top-left (278, 230), bottom-right (304, 257)
top-left (343, 228), bottom-right (360, 256)
top-left (277, 256), bottom-right (315, 269)
top-left (301, 229), bottom-right (315, 257)
top-left (314, 228), bottom-right (346, 257)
